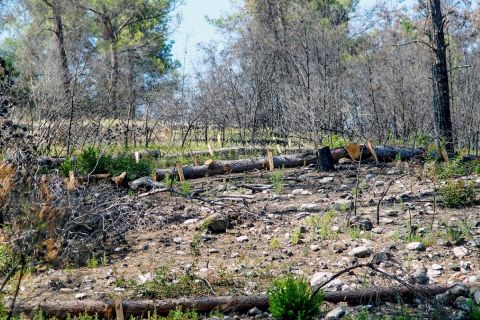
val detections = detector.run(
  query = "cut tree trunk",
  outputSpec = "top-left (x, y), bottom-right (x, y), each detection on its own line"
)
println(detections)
top-left (155, 146), bottom-right (423, 181)
top-left (12, 285), bottom-right (449, 319)
top-left (155, 152), bottom-right (318, 181)
top-left (316, 147), bottom-right (335, 171)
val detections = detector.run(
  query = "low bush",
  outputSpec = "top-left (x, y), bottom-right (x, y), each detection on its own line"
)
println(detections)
top-left (106, 154), bottom-right (151, 181)
top-left (439, 180), bottom-right (476, 208)
top-left (268, 275), bottom-right (323, 320)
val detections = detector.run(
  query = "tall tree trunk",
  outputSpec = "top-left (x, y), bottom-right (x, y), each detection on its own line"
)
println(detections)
top-left (429, 0), bottom-right (454, 154)
top-left (45, 0), bottom-right (73, 154)
top-left (109, 42), bottom-right (119, 117)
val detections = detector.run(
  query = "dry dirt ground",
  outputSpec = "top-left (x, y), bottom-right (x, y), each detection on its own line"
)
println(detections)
top-left (12, 161), bottom-right (480, 318)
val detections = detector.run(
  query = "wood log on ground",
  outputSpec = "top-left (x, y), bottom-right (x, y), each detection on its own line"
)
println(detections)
top-left (155, 146), bottom-right (423, 181)
top-left (155, 152), bottom-right (318, 181)
top-left (12, 285), bottom-right (449, 319)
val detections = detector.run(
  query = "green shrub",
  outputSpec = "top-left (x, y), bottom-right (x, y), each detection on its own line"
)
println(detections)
top-left (106, 154), bottom-right (151, 181)
top-left (270, 171), bottom-right (284, 194)
top-left (468, 298), bottom-right (480, 320)
top-left (440, 180), bottom-right (476, 208)
top-left (268, 275), bottom-right (323, 320)
top-left (164, 172), bottom-right (177, 188)
top-left (179, 181), bottom-right (191, 195)
top-left (77, 146), bottom-right (111, 174)
top-left (0, 244), bottom-right (17, 276)
top-left (60, 157), bottom-right (75, 177)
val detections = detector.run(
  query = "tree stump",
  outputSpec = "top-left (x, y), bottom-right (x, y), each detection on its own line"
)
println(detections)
top-left (317, 147), bottom-right (335, 171)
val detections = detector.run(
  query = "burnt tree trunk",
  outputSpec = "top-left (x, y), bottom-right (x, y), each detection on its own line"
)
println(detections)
top-left (316, 146), bottom-right (335, 171)
top-left (12, 285), bottom-right (450, 319)
top-left (429, 0), bottom-right (454, 154)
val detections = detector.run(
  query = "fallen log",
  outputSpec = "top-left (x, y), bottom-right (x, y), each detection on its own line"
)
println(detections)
top-left (36, 147), bottom-right (310, 169)
top-left (13, 285), bottom-right (449, 319)
top-left (155, 146), bottom-right (423, 181)
top-left (155, 152), bottom-right (318, 181)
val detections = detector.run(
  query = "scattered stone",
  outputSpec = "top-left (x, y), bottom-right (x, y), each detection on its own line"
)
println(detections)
top-left (208, 248), bottom-right (220, 254)
top-left (138, 273), bottom-right (153, 284)
top-left (236, 235), bottom-right (249, 243)
top-left (332, 242), bottom-right (347, 253)
top-left (299, 203), bottom-right (321, 212)
top-left (173, 237), bottom-right (183, 244)
top-left (247, 307), bottom-right (262, 317)
top-left (406, 242), bottom-right (426, 251)
top-left (130, 176), bottom-right (163, 191)
top-left (453, 246), bottom-right (469, 258)
top-left (310, 244), bottom-right (320, 252)
top-left (325, 306), bottom-right (346, 319)
top-left (472, 288), bottom-right (480, 304)
top-left (436, 283), bottom-right (470, 305)
top-left (310, 272), bottom-right (343, 291)
top-left (409, 271), bottom-right (429, 285)
top-left (349, 216), bottom-right (373, 231)
top-left (334, 199), bottom-right (353, 211)
top-left (371, 227), bottom-right (383, 234)
top-left (183, 218), bottom-right (199, 225)
top-left (454, 296), bottom-right (471, 312)
top-left (383, 209), bottom-right (398, 217)
top-left (432, 264), bottom-right (444, 270)
top-left (75, 293), bottom-right (87, 300)
top-left (201, 213), bottom-right (229, 233)
top-left (348, 246), bottom-right (372, 258)
top-left (319, 177), bottom-right (334, 184)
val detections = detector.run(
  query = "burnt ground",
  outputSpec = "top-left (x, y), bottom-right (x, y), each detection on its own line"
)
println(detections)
top-left (9, 161), bottom-right (480, 319)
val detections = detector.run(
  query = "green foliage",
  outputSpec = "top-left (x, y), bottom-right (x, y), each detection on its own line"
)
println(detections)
top-left (60, 157), bottom-right (75, 177)
top-left (290, 228), bottom-right (302, 245)
top-left (190, 232), bottom-right (202, 257)
top-left (164, 307), bottom-right (199, 320)
top-left (270, 236), bottom-right (280, 249)
top-left (77, 146), bottom-right (111, 175)
top-left (468, 298), bottom-right (480, 320)
top-left (439, 180), bottom-right (476, 208)
top-left (86, 255), bottom-right (99, 268)
top-left (107, 154), bottom-right (152, 181)
top-left (76, 147), bottom-right (152, 180)
top-left (268, 275), bottom-right (323, 320)
top-left (178, 181), bottom-right (191, 195)
top-left (270, 171), bottom-right (284, 194)
top-left (0, 244), bottom-right (17, 276)
top-left (164, 172), bottom-right (177, 188)
top-left (305, 210), bottom-right (336, 240)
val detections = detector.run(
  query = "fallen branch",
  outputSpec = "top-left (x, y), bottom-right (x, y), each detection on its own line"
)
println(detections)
top-left (13, 285), bottom-right (450, 319)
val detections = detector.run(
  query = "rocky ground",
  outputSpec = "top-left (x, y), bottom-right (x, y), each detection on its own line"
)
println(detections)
top-left (10, 161), bottom-right (480, 319)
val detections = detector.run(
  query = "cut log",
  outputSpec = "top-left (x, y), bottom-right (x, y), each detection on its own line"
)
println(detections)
top-left (316, 147), bottom-right (335, 171)
top-left (155, 152), bottom-right (318, 181)
top-left (155, 146), bottom-right (423, 181)
top-left (12, 285), bottom-right (449, 319)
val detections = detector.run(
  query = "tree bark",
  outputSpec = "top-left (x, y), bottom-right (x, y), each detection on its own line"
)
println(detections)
top-left (155, 146), bottom-right (423, 181)
top-left (429, 0), bottom-right (454, 154)
top-left (44, 0), bottom-right (73, 153)
top-left (12, 285), bottom-right (450, 319)
top-left (316, 146), bottom-right (335, 171)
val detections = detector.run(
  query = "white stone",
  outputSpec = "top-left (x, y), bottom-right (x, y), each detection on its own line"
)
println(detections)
top-left (183, 218), bottom-right (199, 225)
top-left (348, 246), bottom-right (372, 258)
top-left (453, 246), bottom-right (469, 258)
top-left (299, 203), bottom-right (321, 212)
top-left (173, 237), bottom-right (183, 244)
top-left (406, 242), bottom-right (426, 251)
top-left (75, 293), bottom-right (87, 300)
top-left (236, 235), bottom-right (249, 243)
top-left (325, 307), bottom-right (346, 320)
